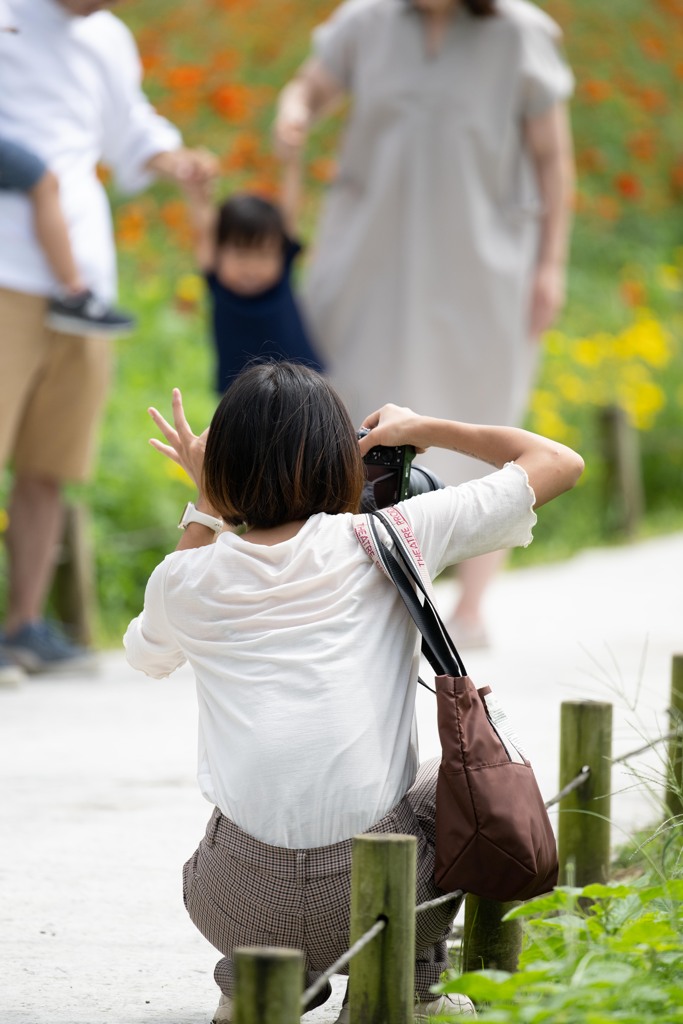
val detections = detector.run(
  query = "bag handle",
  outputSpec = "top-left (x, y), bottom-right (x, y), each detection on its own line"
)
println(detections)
top-left (358, 513), bottom-right (467, 679)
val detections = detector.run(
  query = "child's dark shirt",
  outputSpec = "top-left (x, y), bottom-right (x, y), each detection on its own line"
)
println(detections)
top-left (205, 238), bottom-right (324, 393)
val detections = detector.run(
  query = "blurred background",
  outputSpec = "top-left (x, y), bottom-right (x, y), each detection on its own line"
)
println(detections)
top-left (4, 0), bottom-right (680, 645)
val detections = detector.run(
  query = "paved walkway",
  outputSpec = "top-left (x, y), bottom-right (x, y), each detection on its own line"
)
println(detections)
top-left (2, 532), bottom-right (681, 1024)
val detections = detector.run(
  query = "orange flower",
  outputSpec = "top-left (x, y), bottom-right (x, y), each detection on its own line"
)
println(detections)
top-left (594, 195), bottom-right (621, 222)
top-left (164, 65), bottom-right (206, 90)
top-left (209, 84), bottom-right (252, 122)
top-left (580, 79), bottom-right (612, 103)
top-left (627, 132), bottom-right (657, 163)
top-left (116, 205), bottom-right (146, 247)
top-left (620, 279), bottom-right (646, 307)
top-left (96, 163), bottom-right (111, 186)
top-left (641, 35), bottom-right (666, 59)
top-left (615, 172), bottom-right (643, 200)
top-left (140, 51), bottom-right (161, 74)
top-left (576, 147), bottom-right (605, 174)
top-left (639, 86), bottom-right (667, 112)
top-left (309, 157), bottom-right (338, 183)
top-left (160, 199), bottom-right (189, 231)
top-left (224, 133), bottom-right (264, 172)
top-left (247, 176), bottom-right (279, 201)
top-left (671, 159), bottom-right (683, 196)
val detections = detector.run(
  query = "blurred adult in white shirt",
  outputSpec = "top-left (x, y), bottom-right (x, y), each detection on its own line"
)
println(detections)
top-left (0, 0), bottom-right (217, 680)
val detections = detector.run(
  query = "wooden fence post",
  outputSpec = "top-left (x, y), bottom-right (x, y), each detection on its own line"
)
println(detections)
top-left (598, 404), bottom-right (644, 537)
top-left (557, 700), bottom-right (613, 886)
top-left (348, 834), bottom-right (416, 1024)
top-left (462, 894), bottom-right (522, 973)
top-left (51, 501), bottom-right (96, 646)
top-left (233, 946), bottom-right (303, 1024)
top-left (666, 654), bottom-right (683, 820)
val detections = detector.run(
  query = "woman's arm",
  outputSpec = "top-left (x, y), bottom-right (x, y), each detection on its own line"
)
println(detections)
top-left (274, 57), bottom-right (346, 157)
top-left (524, 102), bottom-right (575, 339)
top-left (358, 405), bottom-right (584, 509)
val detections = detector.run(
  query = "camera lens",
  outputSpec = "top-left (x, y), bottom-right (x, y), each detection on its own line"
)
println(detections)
top-left (407, 465), bottom-right (444, 498)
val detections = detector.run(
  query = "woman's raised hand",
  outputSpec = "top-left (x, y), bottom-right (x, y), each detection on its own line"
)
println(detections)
top-left (358, 404), bottom-right (427, 455)
top-left (148, 389), bottom-right (208, 491)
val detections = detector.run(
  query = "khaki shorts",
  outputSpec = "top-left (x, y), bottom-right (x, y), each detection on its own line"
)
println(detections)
top-left (0, 286), bottom-right (112, 482)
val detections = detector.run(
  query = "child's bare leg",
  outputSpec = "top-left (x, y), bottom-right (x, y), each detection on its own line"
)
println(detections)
top-left (30, 170), bottom-right (85, 294)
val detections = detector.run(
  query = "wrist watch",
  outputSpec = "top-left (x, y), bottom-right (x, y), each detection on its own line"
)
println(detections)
top-left (178, 501), bottom-right (224, 535)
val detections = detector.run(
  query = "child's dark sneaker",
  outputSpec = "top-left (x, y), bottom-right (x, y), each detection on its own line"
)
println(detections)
top-left (46, 290), bottom-right (136, 337)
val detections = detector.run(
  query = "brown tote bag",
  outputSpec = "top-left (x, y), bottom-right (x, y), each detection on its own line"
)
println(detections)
top-left (355, 508), bottom-right (558, 903)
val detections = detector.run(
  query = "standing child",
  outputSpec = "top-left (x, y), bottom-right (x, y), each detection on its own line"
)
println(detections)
top-left (183, 155), bottom-right (324, 394)
top-left (0, 0), bottom-right (135, 336)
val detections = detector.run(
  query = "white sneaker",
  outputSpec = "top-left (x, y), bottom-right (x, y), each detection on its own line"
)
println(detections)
top-left (211, 993), bottom-right (233, 1023)
top-left (335, 992), bottom-right (475, 1022)
top-left (415, 993), bottom-right (477, 1019)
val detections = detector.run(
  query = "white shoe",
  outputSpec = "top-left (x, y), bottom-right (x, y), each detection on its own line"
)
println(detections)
top-left (211, 993), bottom-right (233, 1023)
top-left (415, 993), bottom-right (477, 1019)
top-left (335, 992), bottom-right (476, 1022)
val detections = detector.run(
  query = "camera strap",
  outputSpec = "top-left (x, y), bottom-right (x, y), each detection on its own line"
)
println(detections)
top-left (353, 511), bottom-right (467, 681)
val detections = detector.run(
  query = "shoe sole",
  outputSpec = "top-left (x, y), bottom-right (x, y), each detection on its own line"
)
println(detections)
top-left (3, 646), bottom-right (100, 676)
top-left (0, 664), bottom-right (25, 688)
top-left (45, 312), bottom-right (135, 338)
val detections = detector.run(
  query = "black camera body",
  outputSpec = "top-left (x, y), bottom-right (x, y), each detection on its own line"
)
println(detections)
top-left (357, 428), bottom-right (444, 511)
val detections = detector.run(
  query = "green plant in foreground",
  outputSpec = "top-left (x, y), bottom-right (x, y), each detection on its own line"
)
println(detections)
top-left (437, 879), bottom-right (683, 1022)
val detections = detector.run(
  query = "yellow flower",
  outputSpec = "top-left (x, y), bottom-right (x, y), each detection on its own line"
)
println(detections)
top-left (175, 273), bottom-right (205, 306)
top-left (165, 461), bottom-right (195, 488)
top-left (543, 330), bottom-right (568, 357)
top-left (658, 264), bottom-right (682, 292)
top-left (617, 317), bottom-right (671, 368)
top-left (572, 336), bottom-right (606, 367)
top-left (0, 508), bottom-right (8, 533)
top-left (555, 373), bottom-right (587, 404)
top-left (530, 406), bottom-right (571, 442)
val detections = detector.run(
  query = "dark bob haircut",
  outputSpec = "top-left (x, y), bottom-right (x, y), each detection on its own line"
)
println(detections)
top-left (216, 193), bottom-right (287, 250)
top-left (203, 362), bottom-right (365, 529)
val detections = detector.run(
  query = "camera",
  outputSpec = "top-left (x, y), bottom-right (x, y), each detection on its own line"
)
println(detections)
top-left (357, 428), bottom-right (444, 511)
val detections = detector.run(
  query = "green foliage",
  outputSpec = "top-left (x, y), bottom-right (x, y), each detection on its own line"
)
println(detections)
top-left (437, 873), bottom-right (683, 1022)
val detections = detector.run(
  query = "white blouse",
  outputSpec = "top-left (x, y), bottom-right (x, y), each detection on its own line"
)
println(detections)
top-left (124, 463), bottom-right (536, 848)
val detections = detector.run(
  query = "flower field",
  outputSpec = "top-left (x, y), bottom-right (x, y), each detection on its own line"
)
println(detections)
top-left (38, 0), bottom-right (683, 637)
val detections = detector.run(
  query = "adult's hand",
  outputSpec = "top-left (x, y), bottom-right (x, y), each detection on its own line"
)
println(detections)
top-left (146, 147), bottom-right (219, 186)
top-left (148, 389), bottom-right (208, 491)
top-left (274, 58), bottom-right (345, 159)
top-left (528, 261), bottom-right (566, 339)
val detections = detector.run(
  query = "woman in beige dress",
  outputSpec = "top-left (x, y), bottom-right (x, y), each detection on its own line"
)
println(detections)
top-left (275, 0), bottom-right (575, 645)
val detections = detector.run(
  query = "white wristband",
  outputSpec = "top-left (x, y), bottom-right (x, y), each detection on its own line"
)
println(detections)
top-left (178, 501), bottom-right (224, 535)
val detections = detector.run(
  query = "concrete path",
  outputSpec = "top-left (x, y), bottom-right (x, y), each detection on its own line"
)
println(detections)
top-left (2, 532), bottom-right (681, 1024)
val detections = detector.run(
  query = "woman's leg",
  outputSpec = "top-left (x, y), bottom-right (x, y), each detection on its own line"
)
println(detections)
top-left (449, 549), bottom-right (508, 647)
top-left (406, 758), bottom-right (464, 999)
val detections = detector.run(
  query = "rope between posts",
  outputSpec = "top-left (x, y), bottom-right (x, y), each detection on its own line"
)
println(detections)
top-left (415, 889), bottom-right (464, 914)
top-left (301, 888), bottom-right (464, 1009)
top-left (544, 726), bottom-right (678, 809)
top-left (301, 919), bottom-right (386, 1008)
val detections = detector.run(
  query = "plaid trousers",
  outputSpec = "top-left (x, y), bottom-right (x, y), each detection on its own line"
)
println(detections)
top-left (182, 757), bottom-right (461, 1000)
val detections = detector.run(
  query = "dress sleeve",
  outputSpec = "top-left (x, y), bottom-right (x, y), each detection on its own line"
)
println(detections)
top-left (311, 0), bottom-right (367, 91)
top-left (123, 558), bottom-right (186, 678)
top-left (518, 9), bottom-right (574, 118)
top-left (100, 21), bottom-right (182, 194)
top-left (396, 462), bottom-right (537, 579)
